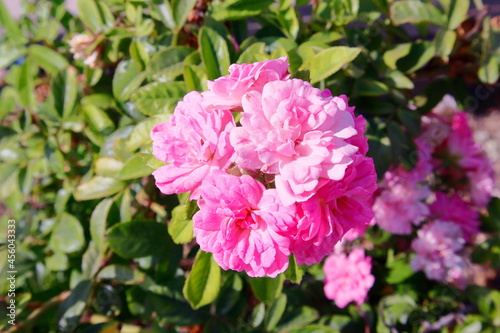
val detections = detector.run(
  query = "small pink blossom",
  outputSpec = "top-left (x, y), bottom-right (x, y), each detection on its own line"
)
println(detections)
top-left (291, 156), bottom-right (377, 265)
top-left (202, 57), bottom-right (290, 111)
top-left (151, 91), bottom-right (235, 199)
top-left (230, 79), bottom-right (359, 205)
top-left (373, 175), bottom-right (431, 235)
top-left (323, 249), bottom-right (375, 308)
top-left (429, 192), bottom-right (480, 241)
top-left (410, 221), bottom-right (468, 288)
top-left (192, 171), bottom-right (295, 278)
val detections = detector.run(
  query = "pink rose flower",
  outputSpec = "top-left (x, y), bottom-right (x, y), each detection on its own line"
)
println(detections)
top-left (429, 192), bottom-right (480, 241)
top-left (410, 221), bottom-right (468, 289)
top-left (150, 91), bottom-right (235, 199)
top-left (193, 171), bottom-right (295, 278)
top-left (230, 79), bottom-right (359, 205)
top-left (373, 174), bottom-right (431, 235)
top-left (323, 248), bottom-right (375, 308)
top-left (202, 57), bottom-right (290, 111)
top-left (291, 156), bottom-right (377, 265)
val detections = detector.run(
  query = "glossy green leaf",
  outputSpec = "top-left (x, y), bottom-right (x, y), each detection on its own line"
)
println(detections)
top-left (58, 280), bottom-right (92, 330)
top-left (216, 274), bottom-right (244, 315)
top-left (130, 81), bottom-right (186, 116)
top-left (183, 64), bottom-right (208, 92)
top-left (168, 199), bottom-right (198, 244)
top-left (50, 213), bottom-right (85, 254)
top-left (354, 78), bottom-right (390, 96)
top-left (90, 198), bottom-right (114, 253)
top-left (0, 0), bottom-right (25, 41)
top-left (52, 69), bottom-right (78, 118)
top-left (81, 104), bottom-right (115, 135)
top-left (210, 0), bottom-right (274, 21)
top-left (75, 176), bottom-right (126, 201)
top-left (172, 0), bottom-right (197, 29)
top-left (434, 29), bottom-right (456, 61)
top-left (97, 264), bottom-right (146, 284)
top-left (148, 46), bottom-right (194, 82)
top-left (447, 0), bottom-right (469, 29)
top-left (284, 255), bottom-right (304, 284)
top-left (125, 114), bottom-right (170, 152)
top-left (112, 60), bottom-right (147, 102)
top-left (0, 43), bottom-right (27, 69)
top-left (118, 153), bottom-right (154, 180)
top-left (265, 294), bottom-right (287, 331)
top-left (249, 275), bottom-right (284, 303)
top-left (107, 220), bottom-right (170, 258)
top-left (199, 27), bottom-right (230, 80)
top-left (77, 0), bottom-right (104, 33)
top-left (183, 250), bottom-right (221, 309)
top-left (384, 43), bottom-right (412, 70)
top-left (299, 46), bottom-right (361, 84)
top-left (390, 1), bottom-right (445, 26)
top-left (396, 41), bottom-right (436, 73)
top-left (277, 6), bottom-right (300, 40)
top-left (289, 325), bottom-right (340, 333)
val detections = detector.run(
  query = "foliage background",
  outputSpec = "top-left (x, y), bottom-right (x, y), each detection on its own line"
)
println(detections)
top-left (0, 0), bottom-right (500, 332)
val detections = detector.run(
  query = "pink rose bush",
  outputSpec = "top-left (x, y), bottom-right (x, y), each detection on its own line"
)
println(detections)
top-left (372, 94), bottom-right (494, 288)
top-left (151, 58), bottom-right (377, 277)
top-left (323, 248), bottom-right (375, 308)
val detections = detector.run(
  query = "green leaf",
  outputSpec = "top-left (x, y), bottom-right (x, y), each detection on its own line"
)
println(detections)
top-left (112, 60), bottom-right (147, 102)
top-left (58, 280), bottom-right (92, 330)
top-left (168, 199), bottom-right (198, 244)
top-left (183, 64), bottom-right (208, 92)
top-left (130, 40), bottom-right (150, 70)
top-left (481, 197), bottom-right (500, 232)
top-left (81, 104), bottom-right (115, 134)
top-left (75, 176), bottom-right (126, 201)
top-left (52, 69), bottom-right (78, 118)
top-left (147, 292), bottom-right (210, 326)
top-left (46, 251), bottom-right (69, 271)
top-left (77, 0), bottom-right (105, 33)
top-left (0, 43), bottom-right (27, 69)
top-left (434, 29), bottom-right (456, 61)
top-left (265, 294), bottom-right (287, 331)
top-left (97, 264), bottom-right (146, 284)
top-left (0, 0), bottom-right (25, 41)
top-left (130, 81), bottom-right (186, 116)
top-left (29, 45), bottom-right (69, 75)
top-left (118, 153), bottom-right (155, 180)
top-left (107, 220), bottom-right (170, 258)
top-left (396, 41), bottom-right (436, 73)
top-left (289, 325), bottom-right (340, 333)
top-left (299, 46), bottom-right (361, 84)
top-left (276, 306), bottom-right (319, 332)
top-left (183, 250), bottom-right (221, 309)
top-left (384, 70), bottom-right (414, 89)
top-left (237, 42), bottom-right (269, 64)
top-left (447, 0), bottom-right (469, 29)
top-left (249, 275), bottom-right (284, 303)
top-left (284, 255), bottom-right (304, 284)
top-left (50, 213), bottom-right (85, 254)
top-left (148, 46), bottom-right (195, 82)
top-left (90, 198), bottom-right (114, 253)
top-left (125, 114), bottom-right (170, 152)
top-left (390, 1), bottom-right (446, 26)
top-left (216, 274), bottom-right (244, 315)
top-left (251, 302), bottom-right (266, 327)
top-left (386, 256), bottom-right (414, 284)
top-left (94, 157), bottom-right (124, 177)
top-left (277, 6), bottom-right (300, 40)
top-left (199, 27), bottom-right (231, 80)
top-left (172, 0), bottom-right (197, 29)
top-left (210, 0), bottom-right (274, 21)
top-left (397, 108), bottom-right (421, 138)
top-left (354, 78), bottom-right (390, 96)
top-left (383, 43), bottom-right (412, 70)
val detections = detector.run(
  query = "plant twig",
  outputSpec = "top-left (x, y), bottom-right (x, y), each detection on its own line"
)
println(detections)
top-left (5, 290), bottom-right (70, 333)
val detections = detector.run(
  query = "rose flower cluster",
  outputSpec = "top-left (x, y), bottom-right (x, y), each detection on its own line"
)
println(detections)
top-left (150, 58), bottom-right (377, 277)
top-left (373, 95), bottom-right (495, 288)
